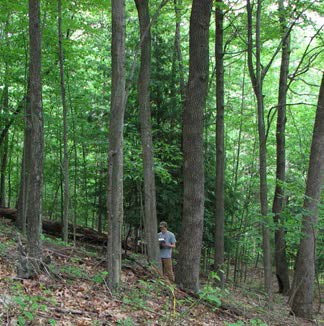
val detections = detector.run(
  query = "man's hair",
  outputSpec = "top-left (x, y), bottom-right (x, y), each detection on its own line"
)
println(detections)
top-left (159, 221), bottom-right (168, 228)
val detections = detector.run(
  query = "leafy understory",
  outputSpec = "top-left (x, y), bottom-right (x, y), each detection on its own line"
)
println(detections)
top-left (0, 220), bottom-right (320, 325)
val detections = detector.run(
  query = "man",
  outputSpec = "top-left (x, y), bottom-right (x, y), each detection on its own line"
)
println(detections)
top-left (158, 221), bottom-right (176, 281)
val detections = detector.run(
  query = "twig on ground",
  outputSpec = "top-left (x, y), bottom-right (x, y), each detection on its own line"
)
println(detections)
top-left (50, 307), bottom-right (95, 316)
top-left (103, 278), bottom-right (114, 299)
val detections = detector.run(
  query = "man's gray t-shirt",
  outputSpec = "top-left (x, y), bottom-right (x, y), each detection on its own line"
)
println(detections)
top-left (158, 231), bottom-right (176, 259)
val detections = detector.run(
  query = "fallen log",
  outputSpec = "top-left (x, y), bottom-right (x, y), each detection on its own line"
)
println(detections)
top-left (0, 207), bottom-right (107, 246)
top-left (0, 207), bottom-right (17, 220)
top-left (43, 220), bottom-right (107, 246)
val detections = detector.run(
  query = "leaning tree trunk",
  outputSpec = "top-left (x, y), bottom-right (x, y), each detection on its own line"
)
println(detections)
top-left (214, 0), bottom-right (225, 286)
top-left (58, 0), bottom-right (70, 243)
top-left (107, 0), bottom-right (126, 289)
top-left (20, 0), bottom-right (44, 277)
top-left (290, 73), bottom-right (324, 319)
top-left (246, 0), bottom-right (272, 302)
top-left (176, 0), bottom-right (212, 293)
top-left (272, 0), bottom-right (290, 295)
top-left (134, 0), bottom-right (160, 266)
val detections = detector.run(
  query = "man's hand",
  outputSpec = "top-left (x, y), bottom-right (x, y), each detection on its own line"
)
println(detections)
top-left (160, 242), bottom-right (175, 248)
top-left (164, 243), bottom-right (175, 248)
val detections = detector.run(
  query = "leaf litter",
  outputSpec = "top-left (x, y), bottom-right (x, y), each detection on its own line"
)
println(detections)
top-left (0, 219), bottom-right (322, 325)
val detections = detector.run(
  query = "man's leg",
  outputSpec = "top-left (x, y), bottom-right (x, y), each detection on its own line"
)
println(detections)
top-left (162, 258), bottom-right (174, 281)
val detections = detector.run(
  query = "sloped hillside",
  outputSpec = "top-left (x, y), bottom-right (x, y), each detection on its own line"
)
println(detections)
top-left (0, 218), bottom-right (319, 325)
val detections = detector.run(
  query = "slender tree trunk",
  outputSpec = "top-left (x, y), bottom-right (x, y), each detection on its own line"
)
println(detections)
top-left (82, 145), bottom-right (88, 226)
top-left (0, 135), bottom-right (8, 207)
top-left (0, 84), bottom-right (9, 207)
top-left (290, 73), bottom-right (324, 319)
top-left (272, 0), bottom-right (290, 295)
top-left (233, 140), bottom-right (257, 284)
top-left (59, 140), bottom-right (64, 222)
top-left (246, 0), bottom-right (272, 302)
top-left (214, 0), bottom-right (225, 286)
top-left (107, 0), bottom-right (126, 289)
top-left (7, 132), bottom-right (15, 207)
top-left (23, 0), bottom-right (44, 276)
top-left (97, 168), bottom-right (104, 233)
top-left (16, 89), bottom-right (30, 233)
top-left (233, 56), bottom-right (246, 189)
top-left (58, 0), bottom-right (70, 242)
top-left (134, 0), bottom-right (160, 266)
top-left (68, 72), bottom-right (78, 244)
top-left (176, 0), bottom-right (212, 293)
top-left (231, 60), bottom-right (248, 280)
top-left (16, 117), bottom-right (28, 234)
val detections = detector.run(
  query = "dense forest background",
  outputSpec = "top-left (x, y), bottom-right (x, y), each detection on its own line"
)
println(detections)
top-left (0, 0), bottom-right (323, 323)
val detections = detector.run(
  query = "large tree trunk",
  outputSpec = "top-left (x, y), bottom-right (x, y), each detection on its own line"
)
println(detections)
top-left (290, 73), bottom-right (324, 319)
top-left (272, 0), bottom-right (290, 295)
top-left (246, 0), bottom-right (272, 302)
top-left (134, 0), bottom-right (160, 266)
top-left (107, 0), bottom-right (126, 289)
top-left (214, 0), bottom-right (225, 286)
top-left (58, 0), bottom-right (70, 243)
top-left (176, 0), bottom-right (212, 293)
top-left (19, 0), bottom-right (44, 277)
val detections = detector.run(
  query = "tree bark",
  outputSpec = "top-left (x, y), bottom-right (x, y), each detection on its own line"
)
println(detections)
top-left (290, 73), bottom-right (324, 319)
top-left (246, 0), bottom-right (272, 302)
top-left (58, 0), bottom-right (70, 243)
top-left (21, 0), bottom-right (44, 277)
top-left (107, 0), bottom-right (126, 289)
top-left (134, 0), bottom-right (160, 266)
top-left (272, 0), bottom-right (290, 295)
top-left (214, 0), bottom-right (225, 286)
top-left (176, 0), bottom-right (212, 293)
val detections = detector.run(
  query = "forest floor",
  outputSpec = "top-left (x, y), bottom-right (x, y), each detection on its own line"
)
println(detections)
top-left (0, 218), bottom-right (322, 326)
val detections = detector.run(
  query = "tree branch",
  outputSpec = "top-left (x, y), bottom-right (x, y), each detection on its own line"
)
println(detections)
top-left (288, 24), bottom-right (323, 88)
top-left (261, 0), bottom-right (317, 80)
top-left (0, 97), bottom-right (26, 147)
